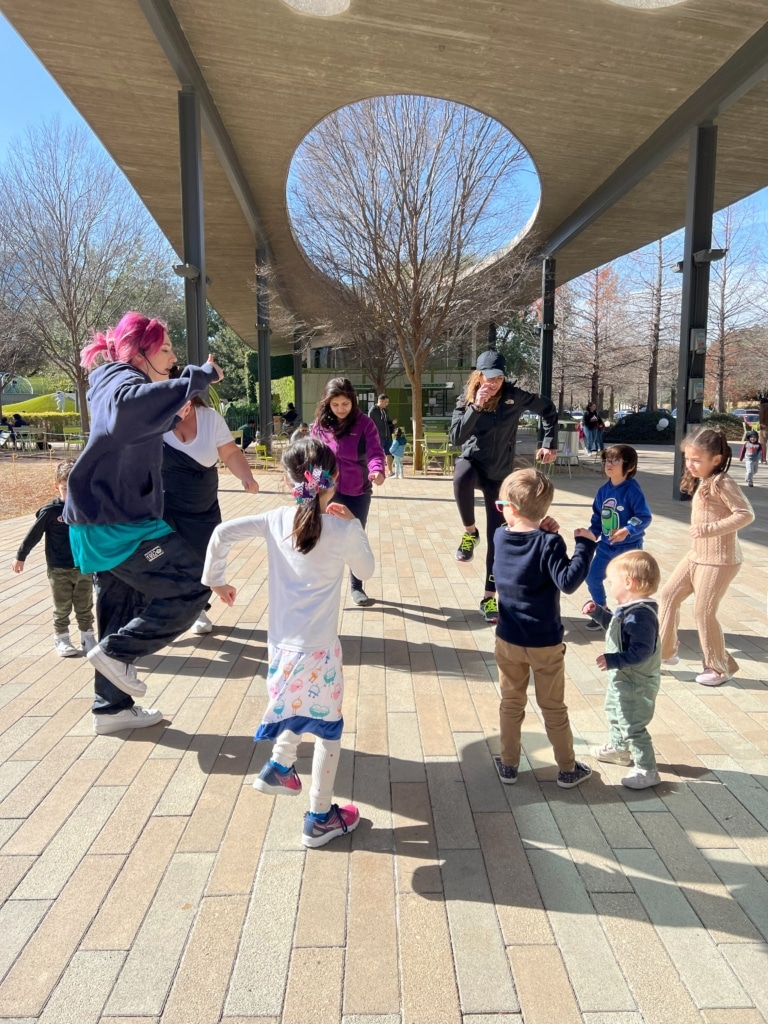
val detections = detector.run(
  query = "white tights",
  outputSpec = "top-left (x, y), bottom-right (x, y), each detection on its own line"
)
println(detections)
top-left (271, 729), bottom-right (342, 815)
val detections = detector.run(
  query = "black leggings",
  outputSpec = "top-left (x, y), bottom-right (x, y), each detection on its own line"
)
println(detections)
top-left (332, 490), bottom-right (372, 592)
top-left (453, 458), bottom-right (504, 592)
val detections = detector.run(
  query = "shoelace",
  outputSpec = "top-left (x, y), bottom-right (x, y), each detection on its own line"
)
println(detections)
top-left (322, 804), bottom-right (347, 834)
top-left (460, 533), bottom-right (477, 551)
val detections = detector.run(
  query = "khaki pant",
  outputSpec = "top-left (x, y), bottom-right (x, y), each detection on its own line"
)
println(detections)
top-left (659, 555), bottom-right (740, 675)
top-left (496, 637), bottom-right (575, 771)
top-left (48, 567), bottom-right (94, 634)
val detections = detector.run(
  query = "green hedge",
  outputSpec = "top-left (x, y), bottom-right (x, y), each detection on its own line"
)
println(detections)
top-left (2, 411), bottom-right (82, 431)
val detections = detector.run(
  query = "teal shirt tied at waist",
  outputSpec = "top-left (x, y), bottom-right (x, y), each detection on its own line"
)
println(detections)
top-left (69, 519), bottom-right (174, 574)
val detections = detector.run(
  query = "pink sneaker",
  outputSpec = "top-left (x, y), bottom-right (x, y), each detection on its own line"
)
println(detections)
top-left (661, 655), bottom-right (679, 667)
top-left (302, 803), bottom-right (360, 848)
top-left (695, 668), bottom-right (731, 687)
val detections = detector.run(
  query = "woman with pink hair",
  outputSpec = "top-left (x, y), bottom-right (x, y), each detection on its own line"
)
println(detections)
top-left (64, 312), bottom-right (223, 735)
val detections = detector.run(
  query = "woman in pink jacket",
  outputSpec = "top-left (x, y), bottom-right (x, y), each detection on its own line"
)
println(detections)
top-left (312, 377), bottom-right (385, 606)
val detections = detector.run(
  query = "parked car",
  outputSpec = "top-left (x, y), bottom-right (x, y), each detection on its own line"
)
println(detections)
top-left (670, 408), bottom-right (712, 419)
top-left (731, 408), bottom-right (760, 425)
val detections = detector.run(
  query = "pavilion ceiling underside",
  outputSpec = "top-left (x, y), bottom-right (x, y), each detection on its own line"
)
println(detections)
top-left (1, 0), bottom-right (766, 349)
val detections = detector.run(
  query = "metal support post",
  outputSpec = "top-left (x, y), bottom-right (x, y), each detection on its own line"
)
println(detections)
top-left (672, 124), bottom-right (718, 498)
top-left (256, 245), bottom-right (272, 445)
top-left (538, 258), bottom-right (556, 447)
top-left (178, 86), bottom-right (207, 366)
top-left (293, 329), bottom-right (305, 424)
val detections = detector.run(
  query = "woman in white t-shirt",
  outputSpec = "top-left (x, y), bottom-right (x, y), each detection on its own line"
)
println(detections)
top-left (162, 395), bottom-right (259, 634)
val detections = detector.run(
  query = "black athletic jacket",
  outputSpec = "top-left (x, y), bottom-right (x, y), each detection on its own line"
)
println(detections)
top-left (450, 380), bottom-right (558, 481)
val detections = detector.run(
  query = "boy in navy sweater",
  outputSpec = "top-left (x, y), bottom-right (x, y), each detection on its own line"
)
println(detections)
top-left (493, 468), bottom-right (597, 788)
top-left (585, 444), bottom-right (652, 630)
top-left (13, 459), bottom-right (95, 658)
top-left (582, 549), bottom-right (662, 790)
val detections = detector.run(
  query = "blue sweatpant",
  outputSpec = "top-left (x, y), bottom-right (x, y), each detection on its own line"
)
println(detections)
top-left (586, 540), bottom-right (642, 606)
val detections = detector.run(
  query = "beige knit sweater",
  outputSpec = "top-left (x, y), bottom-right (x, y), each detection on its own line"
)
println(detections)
top-left (690, 472), bottom-right (754, 565)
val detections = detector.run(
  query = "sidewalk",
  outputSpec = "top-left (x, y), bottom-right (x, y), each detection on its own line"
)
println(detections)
top-left (0, 446), bottom-right (767, 1024)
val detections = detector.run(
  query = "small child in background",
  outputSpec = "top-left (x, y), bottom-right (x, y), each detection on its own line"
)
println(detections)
top-left (390, 427), bottom-right (406, 478)
top-left (738, 430), bottom-right (763, 487)
top-left (291, 422), bottom-right (310, 443)
top-left (582, 550), bottom-right (662, 790)
top-left (203, 437), bottom-right (375, 848)
top-left (585, 444), bottom-right (652, 630)
top-left (492, 468), bottom-right (597, 789)
top-left (12, 458), bottom-right (95, 657)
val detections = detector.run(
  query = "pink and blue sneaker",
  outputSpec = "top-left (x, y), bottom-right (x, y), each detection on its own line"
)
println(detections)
top-left (253, 760), bottom-right (302, 796)
top-left (302, 803), bottom-right (360, 848)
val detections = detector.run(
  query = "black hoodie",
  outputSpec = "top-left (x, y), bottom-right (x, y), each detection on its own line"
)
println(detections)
top-left (64, 360), bottom-right (217, 526)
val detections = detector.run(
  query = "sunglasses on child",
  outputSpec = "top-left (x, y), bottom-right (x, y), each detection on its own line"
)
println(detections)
top-left (494, 499), bottom-right (518, 512)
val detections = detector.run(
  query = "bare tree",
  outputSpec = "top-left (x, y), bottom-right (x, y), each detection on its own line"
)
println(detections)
top-left (287, 95), bottom-right (536, 456)
top-left (0, 216), bottom-right (41, 413)
top-left (707, 202), bottom-right (766, 411)
top-left (0, 120), bottom-right (180, 431)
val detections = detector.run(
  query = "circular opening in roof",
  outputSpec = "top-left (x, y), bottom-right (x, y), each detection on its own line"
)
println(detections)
top-left (607, 0), bottom-right (687, 7)
top-left (281, 0), bottom-right (350, 14)
top-left (287, 95), bottom-right (540, 284)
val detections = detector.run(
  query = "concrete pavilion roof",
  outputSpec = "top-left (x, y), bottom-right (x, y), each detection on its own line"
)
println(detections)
top-left (2, 0), bottom-right (768, 354)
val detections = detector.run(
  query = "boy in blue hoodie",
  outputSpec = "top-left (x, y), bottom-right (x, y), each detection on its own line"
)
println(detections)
top-left (585, 444), bottom-right (652, 630)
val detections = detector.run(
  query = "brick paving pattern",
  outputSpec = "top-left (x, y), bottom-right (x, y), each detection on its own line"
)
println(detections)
top-left (0, 443), bottom-right (767, 1023)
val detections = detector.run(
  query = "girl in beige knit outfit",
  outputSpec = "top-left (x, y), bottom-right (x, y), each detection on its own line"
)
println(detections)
top-left (659, 428), bottom-right (754, 686)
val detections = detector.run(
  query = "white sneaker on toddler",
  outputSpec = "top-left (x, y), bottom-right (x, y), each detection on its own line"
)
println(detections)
top-left (54, 633), bottom-right (78, 657)
top-left (592, 743), bottom-right (632, 766)
top-left (81, 630), bottom-right (97, 654)
top-left (621, 767), bottom-right (660, 789)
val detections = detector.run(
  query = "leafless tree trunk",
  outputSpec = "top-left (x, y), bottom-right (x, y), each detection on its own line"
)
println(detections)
top-left (0, 120), bottom-right (180, 432)
top-left (287, 95), bottom-right (536, 465)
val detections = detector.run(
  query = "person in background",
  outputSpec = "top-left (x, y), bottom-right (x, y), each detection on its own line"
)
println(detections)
top-left (582, 402), bottom-right (605, 454)
top-left (311, 377), bottom-right (385, 607)
top-left (282, 402), bottom-right (299, 430)
top-left (12, 458), bottom-right (95, 658)
top-left (738, 430), bottom-right (763, 487)
top-left (162, 391), bottom-right (259, 635)
top-left (583, 550), bottom-right (662, 790)
top-left (63, 312), bottom-right (222, 735)
top-left (450, 350), bottom-right (558, 624)
top-left (237, 418), bottom-right (257, 451)
top-left (390, 426), bottom-right (407, 478)
top-left (203, 437), bottom-right (374, 848)
top-left (369, 394), bottom-right (396, 477)
top-left (291, 422), bottom-right (310, 442)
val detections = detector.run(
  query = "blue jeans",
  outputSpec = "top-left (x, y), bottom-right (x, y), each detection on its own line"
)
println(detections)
top-left (93, 533), bottom-right (210, 714)
top-left (586, 540), bottom-right (642, 607)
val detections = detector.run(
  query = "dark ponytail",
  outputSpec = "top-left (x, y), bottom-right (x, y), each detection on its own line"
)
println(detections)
top-left (282, 437), bottom-right (338, 554)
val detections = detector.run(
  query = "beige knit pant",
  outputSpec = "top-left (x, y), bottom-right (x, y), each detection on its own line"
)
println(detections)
top-left (659, 555), bottom-right (740, 675)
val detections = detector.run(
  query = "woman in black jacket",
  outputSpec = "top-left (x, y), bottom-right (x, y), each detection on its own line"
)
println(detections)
top-left (450, 350), bottom-right (558, 623)
top-left (582, 402), bottom-right (605, 454)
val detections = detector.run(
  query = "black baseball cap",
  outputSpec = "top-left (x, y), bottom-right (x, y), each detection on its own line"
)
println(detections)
top-left (476, 350), bottom-right (506, 378)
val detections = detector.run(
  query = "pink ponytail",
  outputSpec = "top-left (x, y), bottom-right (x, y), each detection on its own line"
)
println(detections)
top-left (81, 312), bottom-right (168, 369)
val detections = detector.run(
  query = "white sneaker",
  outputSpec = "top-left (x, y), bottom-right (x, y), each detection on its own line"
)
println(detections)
top-left (621, 767), bottom-right (661, 789)
top-left (592, 743), bottom-right (633, 766)
top-left (80, 630), bottom-right (97, 654)
top-left (86, 645), bottom-right (147, 697)
top-left (54, 633), bottom-right (78, 658)
top-left (93, 705), bottom-right (163, 735)
top-left (190, 610), bottom-right (213, 634)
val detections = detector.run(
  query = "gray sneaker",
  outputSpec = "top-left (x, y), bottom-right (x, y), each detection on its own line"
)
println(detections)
top-left (86, 645), bottom-right (147, 697)
top-left (557, 761), bottom-right (593, 789)
top-left (93, 705), bottom-right (163, 735)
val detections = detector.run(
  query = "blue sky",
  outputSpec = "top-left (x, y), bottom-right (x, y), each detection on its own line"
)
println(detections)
top-left (0, 15), bottom-right (83, 155)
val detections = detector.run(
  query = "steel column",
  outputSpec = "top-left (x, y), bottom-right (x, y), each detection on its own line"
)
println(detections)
top-left (178, 86), bottom-right (207, 366)
top-left (256, 246), bottom-right (272, 444)
top-left (539, 258), bottom-right (556, 400)
top-left (293, 329), bottom-right (305, 424)
top-left (672, 125), bottom-right (718, 498)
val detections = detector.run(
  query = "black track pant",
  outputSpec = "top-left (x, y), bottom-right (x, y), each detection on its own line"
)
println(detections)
top-left (453, 458), bottom-right (504, 593)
